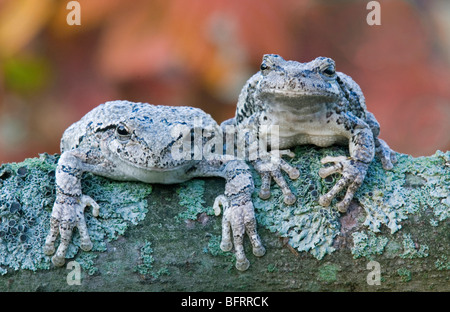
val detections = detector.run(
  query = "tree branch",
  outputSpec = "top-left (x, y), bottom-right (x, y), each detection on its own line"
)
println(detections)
top-left (0, 147), bottom-right (448, 291)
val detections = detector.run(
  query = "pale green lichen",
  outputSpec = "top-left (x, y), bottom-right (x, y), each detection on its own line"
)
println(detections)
top-left (254, 147), bottom-right (449, 260)
top-left (351, 231), bottom-right (389, 259)
top-left (351, 231), bottom-right (429, 261)
top-left (434, 255), bottom-right (450, 271)
top-left (267, 263), bottom-right (278, 273)
top-left (76, 253), bottom-right (99, 276)
top-left (176, 179), bottom-right (214, 220)
top-left (205, 234), bottom-right (232, 257)
top-left (397, 268), bottom-right (412, 282)
top-left (83, 173), bottom-right (151, 242)
top-left (0, 146), bottom-right (448, 274)
top-left (399, 233), bottom-right (429, 259)
top-left (429, 219), bottom-right (438, 227)
top-left (135, 240), bottom-right (170, 278)
top-left (204, 234), bottom-right (235, 270)
top-left (254, 146), bottom-right (341, 260)
top-left (0, 154), bottom-right (152, 275)
top-left (384, 240), bottom-right (402, 258)
top-left (357, 151), bottom-right (449, 233)
top-left (135, 240), bottom-right (154, 275)
top-left (318, 263), bottom-right (340, 283)
top-left (0, 154), bottom-right (58, 274)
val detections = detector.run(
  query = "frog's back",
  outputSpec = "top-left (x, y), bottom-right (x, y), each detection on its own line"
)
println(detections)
top-left (61, 100), bottom-right (217, 152)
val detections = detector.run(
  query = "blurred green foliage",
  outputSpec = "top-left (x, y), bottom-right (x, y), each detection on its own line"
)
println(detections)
top-left (3, 56), bottom-right (51, 94)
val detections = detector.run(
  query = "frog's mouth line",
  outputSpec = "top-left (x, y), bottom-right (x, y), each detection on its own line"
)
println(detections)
top-left (261, 90), bottom-right (340, 109)
top-left (263, 89), bottom-right (339, 98)
top-left (107, 152), bottom-right (196, 184)
top-left (116, 154), bottom-right (193, 172)
top-left (106, 143), bottom-right (192, 172)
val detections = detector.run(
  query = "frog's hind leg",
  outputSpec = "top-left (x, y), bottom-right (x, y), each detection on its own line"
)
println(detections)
top-left (375, 138), bottom-right (397, 170)
top-left (365, 111), bottom-right (397, 170)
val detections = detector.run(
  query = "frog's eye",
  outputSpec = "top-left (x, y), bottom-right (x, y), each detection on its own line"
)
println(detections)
top-left (322, 65), bottom-right (336, 77)
top-left (260, 63), bottom-right (270, 71)
top-left (116, 125), bottom-right (131, 141)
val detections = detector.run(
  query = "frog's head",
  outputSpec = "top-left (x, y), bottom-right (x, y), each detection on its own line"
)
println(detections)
top-left (100, 101), bottom-right (187, 170)
top-left (257, 54), bottom-right (342, 103)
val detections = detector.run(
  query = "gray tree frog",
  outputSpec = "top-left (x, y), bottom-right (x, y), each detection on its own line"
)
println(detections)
top-left (223, 54), bottom-right (397, 213)
top-left (44, 101), bottom-right (265, 271)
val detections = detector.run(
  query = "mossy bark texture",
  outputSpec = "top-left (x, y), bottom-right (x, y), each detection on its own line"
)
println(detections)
top-left (0, 148), bottom-right (448, 291)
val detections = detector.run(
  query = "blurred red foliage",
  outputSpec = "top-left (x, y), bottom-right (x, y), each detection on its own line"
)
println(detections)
top-left (0, 0), bottom-right (449, 163)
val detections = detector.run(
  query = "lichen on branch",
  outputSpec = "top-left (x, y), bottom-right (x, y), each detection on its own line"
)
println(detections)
top-left (0, 147), bottom-right (448, 280)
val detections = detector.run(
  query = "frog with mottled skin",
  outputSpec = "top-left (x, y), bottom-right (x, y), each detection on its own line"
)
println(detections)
top-left (224, 54), bottom-right (397, 212)
top-left (44, 101), bottom-right (265, 271)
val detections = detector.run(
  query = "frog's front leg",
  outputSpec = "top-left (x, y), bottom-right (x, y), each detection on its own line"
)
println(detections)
top-left (223, 118), bottom-right (300, 205)
top-left (44, 150), bottom-right (101, 266)
top-left (318, 112), bottom-right (375, 213)
top-left (252, 150), bottom-right (300, 205)
top-left (211, 160), bottom-right (265, 271)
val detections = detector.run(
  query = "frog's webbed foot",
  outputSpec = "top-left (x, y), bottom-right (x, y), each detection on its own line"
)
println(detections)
top-left (44, 194), bottom-right (99, 267)
top-left (318, 156), bottom-right (369, 213)
top-left (375, 138), bottom-right (397, 170)
top-left (214, 195), bottom-right (265, 271)
top-left (253, 150), bottom-right (300, 205)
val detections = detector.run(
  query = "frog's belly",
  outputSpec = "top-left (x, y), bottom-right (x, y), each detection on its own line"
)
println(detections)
top-left (97, 161), bottom-right (194, 184)
top-left (281, 133), bottom-right (347, 148)
top-left (263, 107), bottom-right (349, 149)
top-left (277, 124), bottom-right (348, 148)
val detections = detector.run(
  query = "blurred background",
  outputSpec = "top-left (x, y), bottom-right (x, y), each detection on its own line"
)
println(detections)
top-left (0, 0), bottom-right (449, 164)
